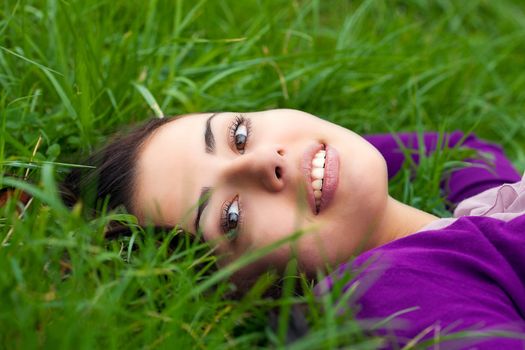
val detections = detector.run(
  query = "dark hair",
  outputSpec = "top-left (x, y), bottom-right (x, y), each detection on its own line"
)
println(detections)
top-left (60, 117), bottom-right (172, 216)
top-left (58, 115), bottom-right (307, 338)
top-left (59, 117), bottom-right (302, 301)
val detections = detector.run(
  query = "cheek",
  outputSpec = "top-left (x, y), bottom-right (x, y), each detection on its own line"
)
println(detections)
top-left (254, 112), bottom-right (324, 143)
top-left (222, 199), bottom-right (304, 271)
top-left (245, 199), bottom-right (302, 249)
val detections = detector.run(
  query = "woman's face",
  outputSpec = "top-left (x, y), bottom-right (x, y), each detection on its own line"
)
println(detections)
top-left (134, 109), bottom-right (388, 279)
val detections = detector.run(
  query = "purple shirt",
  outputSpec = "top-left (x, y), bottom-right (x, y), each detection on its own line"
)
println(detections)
top-left (364, 131), bottom-right (521, 204)
top-left (317, 132), bottom-right (525, 349)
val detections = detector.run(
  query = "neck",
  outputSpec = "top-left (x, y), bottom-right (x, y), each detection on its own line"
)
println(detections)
top-left (369, 196), bottom-right (440, 249)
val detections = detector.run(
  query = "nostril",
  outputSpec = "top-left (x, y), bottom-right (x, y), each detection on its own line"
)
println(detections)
top-left (275, 166), bottom-right (282, 179)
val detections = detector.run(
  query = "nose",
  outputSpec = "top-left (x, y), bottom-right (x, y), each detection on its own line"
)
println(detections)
top-left (221, 145), bottom-right (286, 192)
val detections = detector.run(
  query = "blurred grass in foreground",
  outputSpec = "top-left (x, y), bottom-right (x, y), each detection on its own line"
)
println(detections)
top-left (1, 0), bottom-right (525, 348)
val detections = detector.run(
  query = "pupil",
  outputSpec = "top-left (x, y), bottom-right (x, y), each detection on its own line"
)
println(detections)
top-left (228, 212), bottom-right (239, 228)
top-left (235, 134), bottom-right (246, 147)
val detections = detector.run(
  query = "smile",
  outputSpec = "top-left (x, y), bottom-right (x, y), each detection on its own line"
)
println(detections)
top-left (311, 148), bottom-right (326, 208)
top-left (302, 143), bottom-right (340, 215)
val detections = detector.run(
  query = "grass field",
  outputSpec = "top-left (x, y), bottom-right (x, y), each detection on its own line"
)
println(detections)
top-left (1, 0), bottom-right (525, 348)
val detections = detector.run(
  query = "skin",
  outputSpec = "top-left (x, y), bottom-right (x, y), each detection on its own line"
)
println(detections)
top-left (134, 109), bottom-right (438, 281)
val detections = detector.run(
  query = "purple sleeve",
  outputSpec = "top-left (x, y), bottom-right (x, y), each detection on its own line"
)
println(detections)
top-left (319, 215), bottom-right (525, 349)
top-left (364, 132), bottom-right (521, 205)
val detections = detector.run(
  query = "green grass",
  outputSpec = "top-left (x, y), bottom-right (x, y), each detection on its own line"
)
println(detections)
top-left (1, 0), bottom-right (525, 348)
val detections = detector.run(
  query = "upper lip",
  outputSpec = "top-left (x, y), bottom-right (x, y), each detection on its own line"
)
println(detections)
top-left (301, 142), bottom-right (325, 215)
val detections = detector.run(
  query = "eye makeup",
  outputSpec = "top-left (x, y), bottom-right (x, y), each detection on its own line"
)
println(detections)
top-left (219, 114), bottom-right (252, 241)
top-left (227, 114), bottom-right (252, 154)
top-left (220, 195), bottom-right (242, 240)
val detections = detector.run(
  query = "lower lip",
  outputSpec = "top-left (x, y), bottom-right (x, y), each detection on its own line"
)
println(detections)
top-left (318, 145), bottom-right (339, 213)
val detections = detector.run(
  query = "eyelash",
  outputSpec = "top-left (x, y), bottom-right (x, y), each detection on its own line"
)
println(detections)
top-left (220, 196), bottom-right (243, 240)
top-left (220, 115), bottom-right (251, 240)
top-left (228, 114), bottom-right (252, 154)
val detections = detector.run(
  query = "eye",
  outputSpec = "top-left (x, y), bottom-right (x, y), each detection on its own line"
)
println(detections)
top-left (235, 125), bottom-right (247, 151)
top-left (221, 195), bottom-right (241, 240)
top-left (228, 115), bottom-right (251, 154)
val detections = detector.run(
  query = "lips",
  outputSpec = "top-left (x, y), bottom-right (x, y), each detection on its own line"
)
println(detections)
top-left (301, 143), bottom-right (340, 215)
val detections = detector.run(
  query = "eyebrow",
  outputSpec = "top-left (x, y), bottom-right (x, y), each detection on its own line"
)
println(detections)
top-left (205, 113), bottom-right (219, 154)
top-left (194, 186), bottom-right (212, 233)
top-left (196, 112), bottom-right (224, 232)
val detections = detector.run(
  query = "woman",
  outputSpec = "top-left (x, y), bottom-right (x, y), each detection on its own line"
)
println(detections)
top-left (62, 109), bottom-right (525, 348)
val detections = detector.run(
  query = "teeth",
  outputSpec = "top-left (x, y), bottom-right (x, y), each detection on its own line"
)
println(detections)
top-left (311, 167), bottom-right (324, 179)
top-left (311, 148), bottom-right (327, 211)
top-left (312, 157), bottom-right (325, 168)
top-left (311, 179), bottom-right (323, 190)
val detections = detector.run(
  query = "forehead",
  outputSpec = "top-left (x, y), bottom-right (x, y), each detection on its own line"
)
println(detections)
top-left (133, 113), bottom-right (212, 229)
